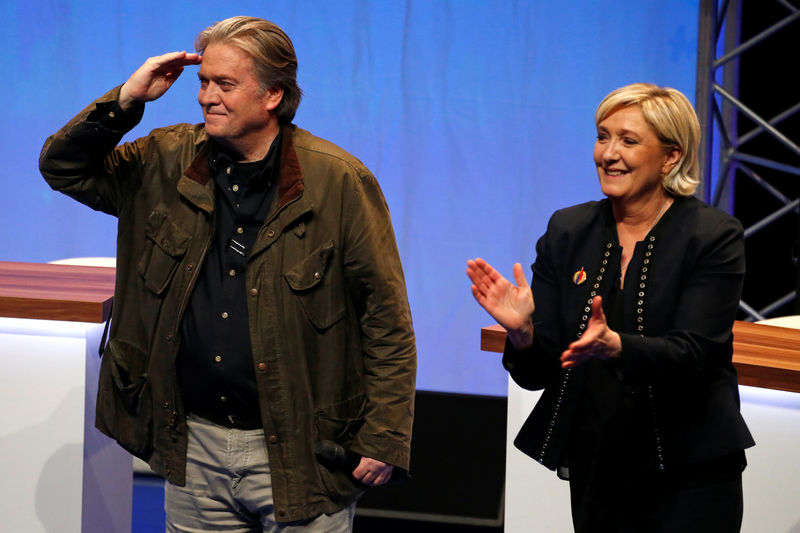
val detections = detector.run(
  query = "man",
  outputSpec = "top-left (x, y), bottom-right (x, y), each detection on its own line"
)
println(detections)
top-left (39, 16), bottom-right (416, 532)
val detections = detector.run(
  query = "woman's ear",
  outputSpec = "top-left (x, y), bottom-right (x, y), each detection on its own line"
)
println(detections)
top-left (662, 145), bottom-right (682, 175)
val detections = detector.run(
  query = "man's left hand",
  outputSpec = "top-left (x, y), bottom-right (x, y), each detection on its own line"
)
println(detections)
top-left (352, 457), bottom-right (394, 486)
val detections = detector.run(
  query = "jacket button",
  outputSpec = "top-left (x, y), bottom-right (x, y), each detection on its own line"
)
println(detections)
top-left (278, 510), bottom-right (286, 518)
top-left (187, 264), bottom-right (193, 271)
top-left (269, 435), bottom-right (278, 444)
top-left (257, 362), bottom-right (266, 371)
top-left (249, 288), bottom-right (258, 296)
top-left (267, 229), bottom-right (275, 238)
top-left (166, 334), bottom-right (173, 342)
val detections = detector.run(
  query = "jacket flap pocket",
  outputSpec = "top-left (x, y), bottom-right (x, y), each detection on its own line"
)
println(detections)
top-left (106, 338), bottom-right (149, 410)
top-left (99, 338), bottom-right (154, 459)
top-left (284, 240), bottom-right (345, 329)
top-left (144, 209), bottom-right (191, 257)
top-left (315, 395), bottom-right (367, 443)
top-left (284, 240), bottom-right (335, 291)
top-left (137, 209), bottom-right (192, 295)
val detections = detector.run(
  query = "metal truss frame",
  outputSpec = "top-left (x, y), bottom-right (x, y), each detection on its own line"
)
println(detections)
top-left (696, 0), bottom-right (800, 320)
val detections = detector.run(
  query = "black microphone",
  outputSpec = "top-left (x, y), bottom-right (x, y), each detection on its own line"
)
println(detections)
top-left (314, 440), bottom-right (361, 470)
top-left (313, 440), bottom-right (410, 484)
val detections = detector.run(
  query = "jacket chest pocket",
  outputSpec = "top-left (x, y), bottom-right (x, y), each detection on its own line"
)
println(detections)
top-left (284, 240), bottom-right (345, 329)
top-left (137, 209), bottom-right (192, 295)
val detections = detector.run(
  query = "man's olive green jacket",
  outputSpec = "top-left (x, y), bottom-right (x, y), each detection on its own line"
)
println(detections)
top-left (39, 87), bottom-right (416, 522)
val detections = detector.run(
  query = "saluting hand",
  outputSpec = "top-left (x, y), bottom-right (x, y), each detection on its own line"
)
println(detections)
top-left (560, 296), bottom-right (622, 368)
top-left (119, 51), bottom-right (202, 112)
top-left (466, 258), bottom-right (535, 349)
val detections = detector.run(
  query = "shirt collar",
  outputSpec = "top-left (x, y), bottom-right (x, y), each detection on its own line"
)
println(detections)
top-left (208, 131), bottom-right (282, 190)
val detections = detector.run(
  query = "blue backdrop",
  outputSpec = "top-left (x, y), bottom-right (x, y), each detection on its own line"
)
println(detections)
top-left (0, 0), bottom-right (699, 396)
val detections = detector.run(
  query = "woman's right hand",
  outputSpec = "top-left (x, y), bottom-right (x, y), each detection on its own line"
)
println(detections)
top-left (466, 258), bottom-right (535, 349)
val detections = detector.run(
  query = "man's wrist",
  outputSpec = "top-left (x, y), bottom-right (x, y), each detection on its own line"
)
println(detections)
top-left (89, 97), bottom-right (144, 132)
top-left (118, 84), bottom-right (144, 113)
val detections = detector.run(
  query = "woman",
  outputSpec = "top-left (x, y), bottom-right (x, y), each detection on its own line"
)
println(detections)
top-left (467, 83), bottom-right (754, 532)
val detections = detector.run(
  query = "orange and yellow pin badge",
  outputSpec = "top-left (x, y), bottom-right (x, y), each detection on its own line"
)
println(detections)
top-left (572, 267), bottom-right (587, 286)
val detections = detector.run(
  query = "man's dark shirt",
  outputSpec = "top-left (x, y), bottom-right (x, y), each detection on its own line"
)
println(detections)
top-left (177, 132), bottom-right (281, 428)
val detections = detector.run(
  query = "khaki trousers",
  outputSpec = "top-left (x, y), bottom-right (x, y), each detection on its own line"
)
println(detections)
top-left (165, 414), bottom-right (354, 533)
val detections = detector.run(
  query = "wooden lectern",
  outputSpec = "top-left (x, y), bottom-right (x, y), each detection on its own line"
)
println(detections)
top-left (481, 320), bottom-right (800, 393)
top-left (0, 261), bottom-right (131, 533)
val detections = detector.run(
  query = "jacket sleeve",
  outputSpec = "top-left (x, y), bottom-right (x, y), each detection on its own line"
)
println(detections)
top-left (619, 214), bottom-right (745, 383)
top-left (503, 217), bottom-right (566, 391)
top-left (340, 170), bottom-right (416, 470)
top-left (39, 86), bottom-right (147, 217)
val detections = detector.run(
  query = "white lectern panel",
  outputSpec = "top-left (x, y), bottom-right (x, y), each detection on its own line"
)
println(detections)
top-left (505, 380), bottom-right (800, 532)
top-left (0, 317), bottom-right (132, 533)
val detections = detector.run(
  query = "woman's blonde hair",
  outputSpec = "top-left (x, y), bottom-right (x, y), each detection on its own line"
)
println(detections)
top-left (595, 83), bottom-right (701, 196)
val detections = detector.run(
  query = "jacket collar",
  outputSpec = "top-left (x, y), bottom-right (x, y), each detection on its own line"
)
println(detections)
top-left (277, 124), bottom-right (304, 207)
top-left (600, 194), bottom-right (685, 246)
top-left (177, 124), bottom-right (306, 214)
top-left (249, 125), bottom-right (312, 258)
top-left (177, 141), bottom-right (215, 213)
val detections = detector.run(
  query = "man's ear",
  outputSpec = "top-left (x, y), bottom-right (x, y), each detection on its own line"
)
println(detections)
top-left (264, 86), bottom-right (284, 112)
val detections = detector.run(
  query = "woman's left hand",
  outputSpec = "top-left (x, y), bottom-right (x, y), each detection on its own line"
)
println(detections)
top-left (560, 296), bottom-right (622, 368)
